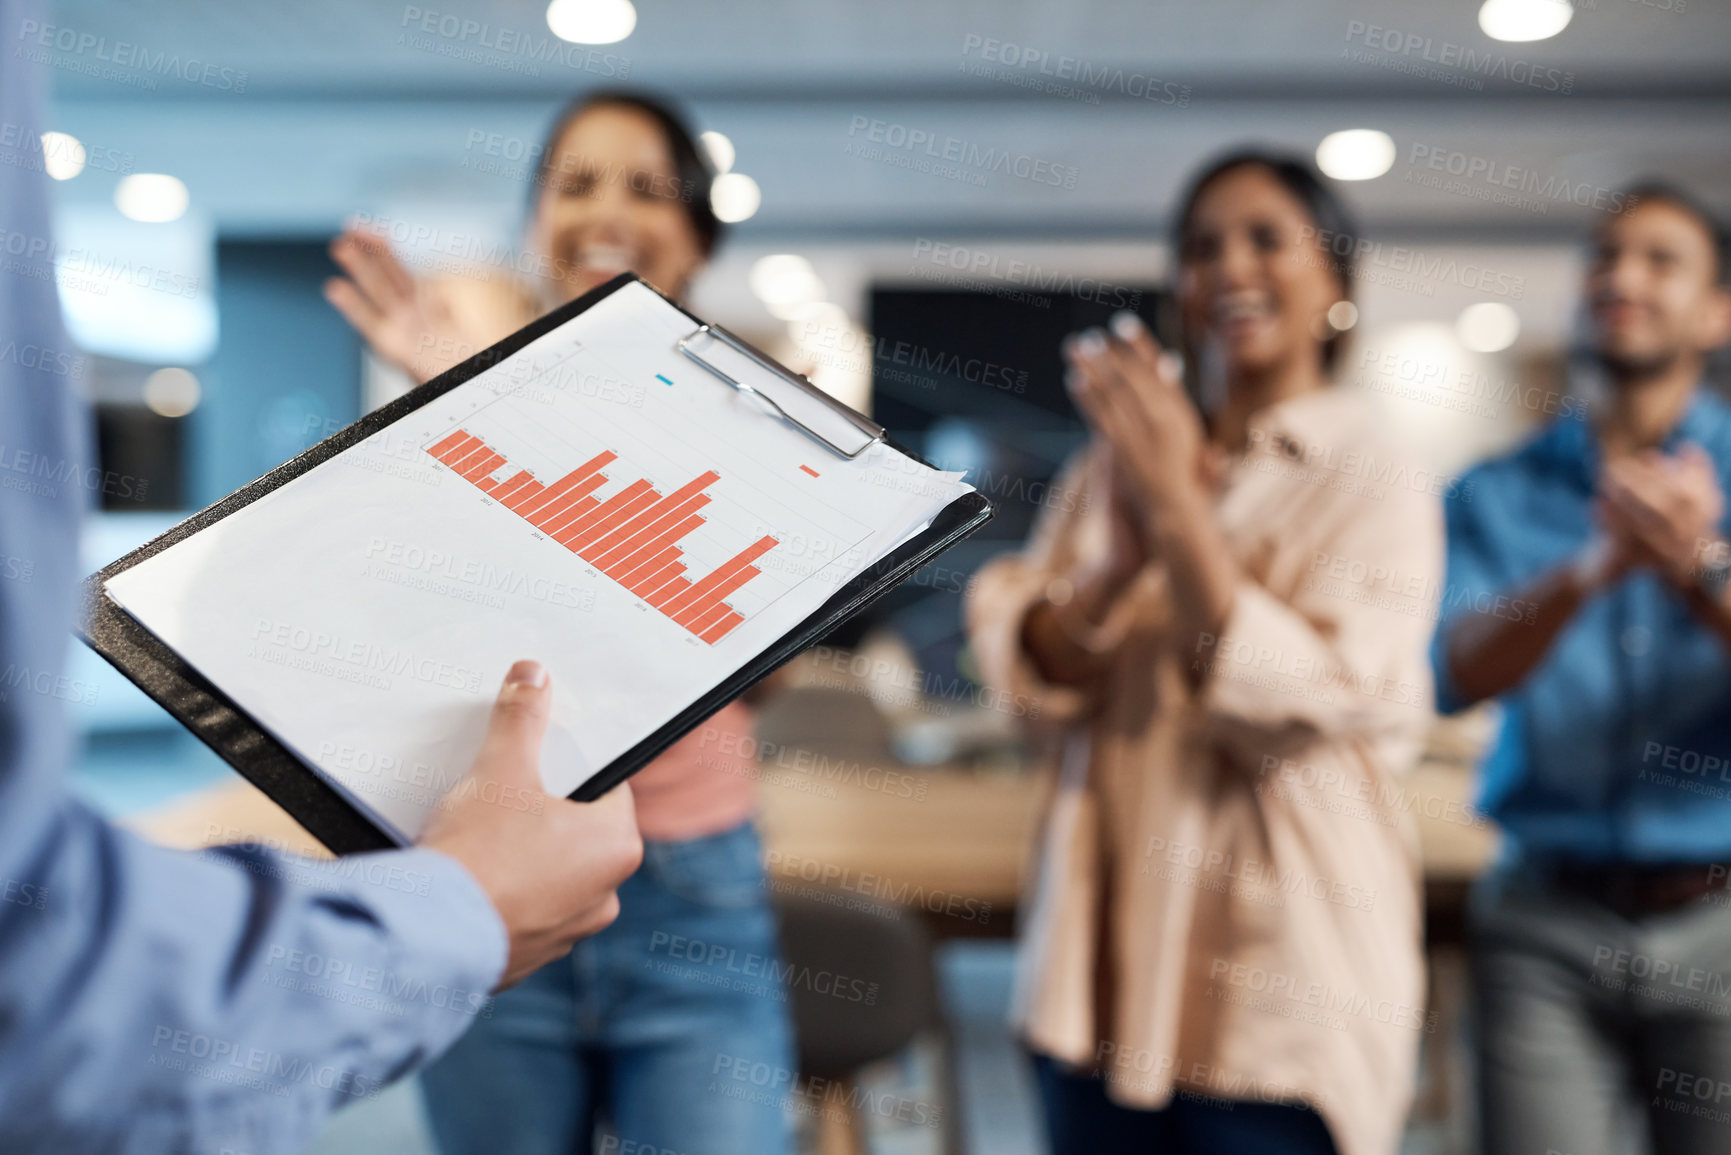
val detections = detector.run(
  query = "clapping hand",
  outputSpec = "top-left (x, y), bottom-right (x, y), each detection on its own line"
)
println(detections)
top-left (1063, 312), bottom-right (1205, 517)
top-left (1597, 444), bottom-right (1726, 590)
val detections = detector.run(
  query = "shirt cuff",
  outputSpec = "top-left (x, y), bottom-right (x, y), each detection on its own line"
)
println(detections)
top-left (1428, 626), bottom-right (1469, 716)
top-left (1196, 580), bottom-right (1332, 729)
top-left (353, 847), bottom-right (508, 1054)
top-left (966, 558), bottom-right (1091, 730)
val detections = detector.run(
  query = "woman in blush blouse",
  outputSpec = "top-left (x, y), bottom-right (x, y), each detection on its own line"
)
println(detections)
top-left (966, 152), bottom-right (1443, 1155)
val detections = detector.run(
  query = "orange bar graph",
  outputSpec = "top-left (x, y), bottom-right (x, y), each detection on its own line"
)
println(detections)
top-left (535, 474), bottom-right (610, 533)
top-left (503, 480), bottom-right (545, 511)
top-left (460, 451), bottom-right (505, 483)
top-left (594, 498), bottom-right (710, 574)
top-left (637, 560), bottom-right (685, 598)
top-left (429, 430), bottom-right (472, 460)
top-left (438, 435), bottom-right (483, 465)
top-left (685, 601), bottom-right (734, 636)
top-left (520, 451), bottom-right (617, 518)
top-left (663, 536), bottom-right (779, 619)
top-left (621, 545), bottom-right (681, 592)
top-left (425, 428), bottom-right (778, 644)
top-left (673, 564), bottom-right (761, 629)
top-left (574, 492), bottom-right (663, 557)
top-left (603, 508), bottom-right (708, 577)
top-left (447, 443), bottom-right (493, 473)
top-left (699, 610), bottom-right (744, 644)
top-left (564, 480), bottom-right (656, 551)
top-left (587, 471), bottom-right (718, 562)
top-left (491, 471), bottom-right (534, 501)
top-left (648, 576), bottom-right (690, 609)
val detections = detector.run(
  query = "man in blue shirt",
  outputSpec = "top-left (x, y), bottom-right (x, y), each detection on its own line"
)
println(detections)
top-left (1436, 186), bottom-right (1731, 1155)
top-left (0, 3), bottom-right (641, 1150)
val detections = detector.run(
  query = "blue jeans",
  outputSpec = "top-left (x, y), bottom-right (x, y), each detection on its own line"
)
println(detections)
top-left (422, 821), bottom-right (795, 1155)
top-left (1031, 1053), bottom-right (1338, 1155)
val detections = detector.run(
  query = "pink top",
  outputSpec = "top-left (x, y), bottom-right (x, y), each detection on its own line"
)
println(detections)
top-left (628, 700), bottom-right (759, 842)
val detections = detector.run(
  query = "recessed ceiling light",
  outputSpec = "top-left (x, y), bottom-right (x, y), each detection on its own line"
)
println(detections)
top-left (144, 367), bottom-right (202, 417)
top-left (545, 0), bottom-right (636, 45)
top-left (700, 131), bottom-right (735, 175)
top-left (1457, 302), bottom-right (1521, 352)
top-left (1478, 0), bottom-right (1573, 43)
top-left (1316, 130), bottom-right (1396, 182)
top-left (711, 172), bottom-right (761, 223)
top-left (40, 131), bottom-right (86, 180)
top-left (115, 174), bottom-right (189, 223)
top-left (749, 254), bottom-right (824, 309)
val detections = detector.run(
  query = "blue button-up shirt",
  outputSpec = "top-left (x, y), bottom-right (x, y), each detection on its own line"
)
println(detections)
top-left (0, 6), bottom-right (505, 1149)
top-left (1434, 390), bottom-right (1731, 864)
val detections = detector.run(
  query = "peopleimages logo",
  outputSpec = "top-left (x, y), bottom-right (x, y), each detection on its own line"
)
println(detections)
top-left (15, 19), bottom-right (249, 92)
top-left (959, 34), bottom-right (1190, 107)
top-left (1404, 144), bottom-right (1636, 216)
top-left (909, 238), bottom-right (1143, 309)
top-left (0, 120), bottom-right (132, 175)
top-left (1296, 225), bottom-right (1526, 301)
top-left (398, 6), bottom-right (631, 79)
top-left (1341, 20), bottom-right (1574, 94)
top-left (845, 117), bottom-right (1079, 190)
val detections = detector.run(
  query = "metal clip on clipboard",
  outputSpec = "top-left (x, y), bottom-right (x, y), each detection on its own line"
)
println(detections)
top-left (677, 324), bottom-right (884, 459)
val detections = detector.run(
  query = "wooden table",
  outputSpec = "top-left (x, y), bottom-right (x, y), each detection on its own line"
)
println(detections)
top-left (127, 699), bottom-right (1497, 931)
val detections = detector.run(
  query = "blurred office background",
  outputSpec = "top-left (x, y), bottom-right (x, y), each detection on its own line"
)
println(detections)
top-left (40, 1), bottom-right (1731, 1152)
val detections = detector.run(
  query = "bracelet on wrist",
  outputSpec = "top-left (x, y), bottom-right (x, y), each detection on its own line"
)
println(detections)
top-left (1040, 577), bottom-right (1100, 652)
top-left (1571, 536), bottom-right (1617, 592)
top-left (1698, 541), bottom-right (1731, 601)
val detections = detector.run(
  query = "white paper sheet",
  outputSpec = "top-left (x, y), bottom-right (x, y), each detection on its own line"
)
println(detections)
top-left (105, 282), bottom-right (970, 842)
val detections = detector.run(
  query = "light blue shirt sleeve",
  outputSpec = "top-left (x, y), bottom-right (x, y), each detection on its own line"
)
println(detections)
top-left (0, 3), bottom-right (507, 1149)
top-left (1429, 465), bottom-right (1503, 716)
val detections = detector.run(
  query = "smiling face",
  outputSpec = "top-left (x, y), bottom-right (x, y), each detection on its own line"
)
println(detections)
top-left (527, 102), bottom-right (709, 306)
top-left (1587, 198), bottom-right (1731, 380)
top-left (1176, 164), bottom-right (1345, 382)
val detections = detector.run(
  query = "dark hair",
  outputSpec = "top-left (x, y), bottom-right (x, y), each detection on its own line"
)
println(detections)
top-left (1172, 150), bottom-right (1360, 369)
top-left (531, 90), bottom-right (724, 257)
top-left (1608, 180), bottom-right (1730, 287)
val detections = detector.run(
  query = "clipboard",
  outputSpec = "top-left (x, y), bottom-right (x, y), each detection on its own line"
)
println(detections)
top-left (79, 273), bottom-right (992, 855)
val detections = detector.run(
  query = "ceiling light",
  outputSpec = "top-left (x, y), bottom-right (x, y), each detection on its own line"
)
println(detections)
top-left (546, 0), bottom-right (636, 45)
top-left (700, 131), bottom-right (735, 175)
top-left (711, 172), bottom-right (761, 224)
top-left (1478, 0), bottom-right (1573, 43)
top-left (40, 131), bottom-right (86, 180)
top-left (144, 367), bottom-right (202, 417)
top-left (1315, 130), bottom-right (1396, 182)
top-left (748, 254), bottom-right (824, 309)
top-left (115, 174), bottom-right (189, 223)
top-left (1457, 302), bottom-right (1521, 352)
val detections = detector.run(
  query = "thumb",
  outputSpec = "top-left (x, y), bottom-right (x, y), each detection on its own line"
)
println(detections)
top-left (473, 659), bottom-right (552, 790)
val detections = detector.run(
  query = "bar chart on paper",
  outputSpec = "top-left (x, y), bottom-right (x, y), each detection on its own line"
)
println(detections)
top-left (419, 378), bottom-right (872, 645)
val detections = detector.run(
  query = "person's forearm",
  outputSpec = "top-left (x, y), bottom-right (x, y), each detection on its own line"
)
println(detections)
top-left (1444, 562), bottom-right (1595, 705)
top-left (1021, 560), bottom-right (1139, 686)
top-left (0, 799), bottom-right (505, 1151)
top-left (1144, 484), bottom-right (1238, 671)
